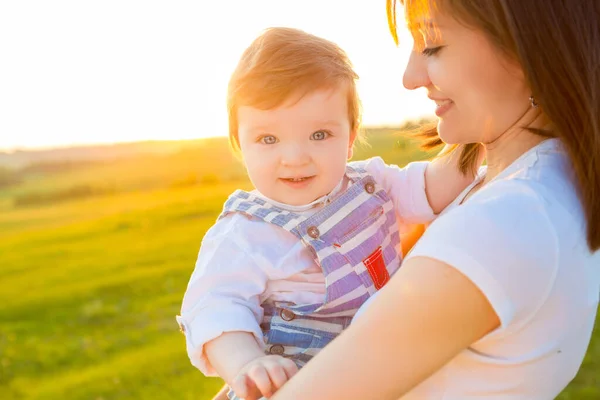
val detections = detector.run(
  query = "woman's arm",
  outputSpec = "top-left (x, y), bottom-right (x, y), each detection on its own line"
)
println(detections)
top-left (270, 256), bottom-right (500, 399)
top-left (272, 181), bottom-right (558, 400)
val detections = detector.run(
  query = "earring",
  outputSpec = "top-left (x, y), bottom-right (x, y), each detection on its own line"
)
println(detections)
top-left (529, 95), bottom-right (538, 108)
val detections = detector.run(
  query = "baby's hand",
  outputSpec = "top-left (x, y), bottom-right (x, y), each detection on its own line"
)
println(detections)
top-left (230, 355), bottom-right (298, 400)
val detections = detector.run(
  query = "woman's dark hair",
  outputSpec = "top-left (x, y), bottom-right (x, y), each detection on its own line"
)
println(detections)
top-left (387, 0), bottom-right (600, 251)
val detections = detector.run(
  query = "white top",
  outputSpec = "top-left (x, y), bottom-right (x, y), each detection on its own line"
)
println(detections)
top-left (360, 139), bottom-right (600, 399)
top-left (178, 157), bottom-right (437, 376)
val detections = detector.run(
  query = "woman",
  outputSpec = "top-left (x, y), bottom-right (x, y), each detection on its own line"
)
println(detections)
top-left (270, 0), bottom-right (600, 398)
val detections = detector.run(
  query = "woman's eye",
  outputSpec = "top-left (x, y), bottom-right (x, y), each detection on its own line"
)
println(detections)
top-left (260, 135), bottom-right (278, 144)
top-left (421, 46), bottom-right (443, 57)
top-left (311, 130), bottom-right (330, 141)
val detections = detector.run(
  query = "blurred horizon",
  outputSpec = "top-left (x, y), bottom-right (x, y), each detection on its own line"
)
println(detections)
top-left (0, 119), bottom-right (435, 171)
top-left (0, 122), bottom-right (417, 154)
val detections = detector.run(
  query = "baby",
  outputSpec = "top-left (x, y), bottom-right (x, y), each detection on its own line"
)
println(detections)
top-left (177, 27), bottom-right (476, 400)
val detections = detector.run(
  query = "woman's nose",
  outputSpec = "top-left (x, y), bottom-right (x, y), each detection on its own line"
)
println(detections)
top-left (403, 49), bottom-right (431, 90)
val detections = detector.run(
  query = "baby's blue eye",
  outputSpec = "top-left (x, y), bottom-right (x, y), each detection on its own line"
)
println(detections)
top-left (311, 131), bottom-right (329, 141)
top-left (260, 135), bottom-right (278, 145)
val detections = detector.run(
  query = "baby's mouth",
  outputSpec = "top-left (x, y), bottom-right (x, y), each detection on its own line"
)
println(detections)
top-left (282, 176), bottom-right (312, 182)
top-left (279, 176), bottom-right (316, 184)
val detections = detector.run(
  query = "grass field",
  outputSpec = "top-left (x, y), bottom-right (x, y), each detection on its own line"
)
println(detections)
top-left (1, 128), bottom-right (598, 399)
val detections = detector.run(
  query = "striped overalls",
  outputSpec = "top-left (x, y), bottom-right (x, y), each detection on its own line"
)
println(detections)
top-left (221, 163), bottom-right (402, 399)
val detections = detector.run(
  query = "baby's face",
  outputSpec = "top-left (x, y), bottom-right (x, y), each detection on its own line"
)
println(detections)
top-left (237, 87), bottom-right (354, 206)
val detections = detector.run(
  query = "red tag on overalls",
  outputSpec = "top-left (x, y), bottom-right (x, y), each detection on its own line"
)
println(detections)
top-left (363, 246), bottom-right (389, 290)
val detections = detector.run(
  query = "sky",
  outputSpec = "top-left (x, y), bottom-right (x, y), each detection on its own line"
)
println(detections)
top-left (0, 1), bottom-right (434, 151)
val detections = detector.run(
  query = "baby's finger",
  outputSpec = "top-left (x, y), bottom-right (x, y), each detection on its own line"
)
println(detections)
top-left (280, 358), bottom-right (299, 380)
top-left (247, 364), bottom-right (274, 398)
top-left (230, 374), bottom-right (250, 399)
top-left (266, 363), bottom-right (288, 389)
top-left (232, 375), bottom-right (263, 400)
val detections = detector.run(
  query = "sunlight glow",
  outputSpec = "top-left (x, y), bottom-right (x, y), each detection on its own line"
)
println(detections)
top-left (0, 1), bottom-right (433, 151)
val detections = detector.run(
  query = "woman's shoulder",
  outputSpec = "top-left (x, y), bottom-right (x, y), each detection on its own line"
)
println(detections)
top-left (416, 159), bottom-right (591, 297)
top-left (486, 139), bottom-right (579, 211)
top-left (470, 178), bottom-right (549, 213)
top-left (458, 176), bottom-right (579, 254)
top-left (447, 178), bottom-right (560, 252)
top-left (475, 153), bottom-right (583, 237)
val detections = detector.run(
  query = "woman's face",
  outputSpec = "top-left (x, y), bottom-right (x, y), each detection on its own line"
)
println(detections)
top-left (402, 8), bottom-right (531, 144)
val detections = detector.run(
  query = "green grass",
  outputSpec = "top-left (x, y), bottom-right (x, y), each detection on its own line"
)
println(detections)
top-left (0, 129), bottom-right (598, 399)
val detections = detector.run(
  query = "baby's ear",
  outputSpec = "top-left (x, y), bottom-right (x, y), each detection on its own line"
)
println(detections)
top-left (347, 131), bottom-right (357, 160)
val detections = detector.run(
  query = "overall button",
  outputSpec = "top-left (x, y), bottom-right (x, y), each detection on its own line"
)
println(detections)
top-left (307, 226), bottom-right (320, 239)
top-left (269, 344), bottom-right (285, 356)
top-left (364, 182), bottom-right (375, 194)
top-left (280, 309), bottom-right (296, 322)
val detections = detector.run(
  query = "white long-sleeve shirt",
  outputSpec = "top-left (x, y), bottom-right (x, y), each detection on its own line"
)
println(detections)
top-left (178, 157), bottom-right (437, 375)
